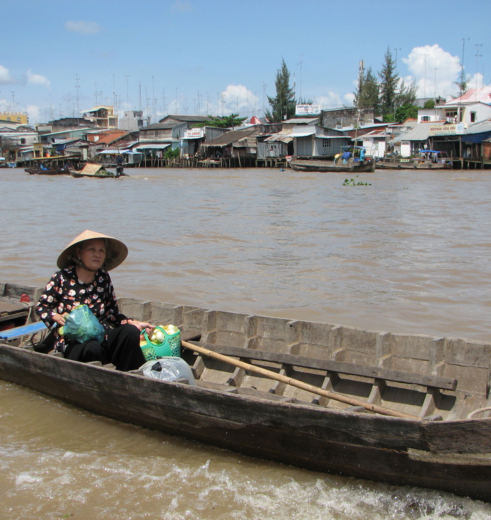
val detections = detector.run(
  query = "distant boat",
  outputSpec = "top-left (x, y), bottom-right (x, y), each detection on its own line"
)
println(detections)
top-left (290, 146), bottom-right (375, 173)
top-left (70, 163), bottom-right (127, 178)
top-left (25, 156), bottom-right (79, 175)
top-left (377, 150), bottom-right (453, 170)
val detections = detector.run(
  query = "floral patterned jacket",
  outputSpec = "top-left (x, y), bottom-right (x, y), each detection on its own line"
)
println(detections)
top-left (35, 266), bottom-right (127, 352)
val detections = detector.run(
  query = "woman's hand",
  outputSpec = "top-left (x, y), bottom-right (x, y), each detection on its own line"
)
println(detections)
top-left (52, 313), bottom-right (66, 327)
top-left (123, 319), bottom-right (154, 333)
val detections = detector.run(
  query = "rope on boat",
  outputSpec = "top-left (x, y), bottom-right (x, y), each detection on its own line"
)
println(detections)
top-left (467, 407), bottom-right (491, 419)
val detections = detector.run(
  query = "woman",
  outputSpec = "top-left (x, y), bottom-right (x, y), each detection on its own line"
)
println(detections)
top-left (36, 230), bottom-right (153, 371)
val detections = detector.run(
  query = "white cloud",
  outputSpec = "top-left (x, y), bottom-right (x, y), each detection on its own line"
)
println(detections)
top-left (343, 93), bottom-right (355, 105)
top-left (27, 70), bottom-right (50, 88)
top-left (0, 64), bottom-right (14, 84)
top-left (403, 44), bottom-right (461, 99)
top-left (26, 105), bottom-right (41, 123)
top-left (467, 72), bottom-right (486, 91)
top-left (314, 92), bottom-right (344, 109)
top-left (65, 21), bottom-right (102, 35)
top-left (219, 85), bottom-right (259, 116)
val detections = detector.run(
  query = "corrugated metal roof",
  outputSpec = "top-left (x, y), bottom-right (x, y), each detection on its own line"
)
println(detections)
top-left (466, 119), bottom-right (491, 134)
top-left (134, 144), bottom-right (171, 150)
top-left (445, 86), bottom-right (491, 105)
top-left (141, 122), bottom-right (182, 131)
top-left (283, 117), bottom-right (319, 125)
top-left (98, 149), bottom-right (142, 155)
top-left (340, 122), bottom-right (390, 132)
top-left (391, 124), bottom-right (433, 143)
top-left (289, 129), bottom-right (315, 137)
top-left (264, 132), bottom-right (293, 143)
top-left (201, 126), bottom-right (259, 147)
top-left (159, 115), bottom-right (212, 123)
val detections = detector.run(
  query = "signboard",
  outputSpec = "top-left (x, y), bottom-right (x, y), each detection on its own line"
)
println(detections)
top-left (429, 123), bottom-right (465, 136)
top-left (295, 104), bottom-right (321, 116)
top-left (183, 128), bottom-right (205, 139)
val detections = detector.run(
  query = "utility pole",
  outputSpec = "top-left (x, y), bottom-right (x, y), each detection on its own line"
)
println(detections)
top-left (474, 44), bottom-right (483, 97)
top-left (394, 48), bottom-right (402, 73)
top-left (262, 82), bottom-right (267, 118)
top-left (434, 67), bottom-right (438, 117)
top-left (460, 37), bottom-right (470, 96)
top-left (75, 74), bottom-right (80, 125)
top-left (423, 53), bottom-right (429, 101)
top-left (124, 75), bottom-right (130, 108)
top-left (298, 54), bottom-right (304, 101)
top-left (113, 74), bottom-right (117, 112)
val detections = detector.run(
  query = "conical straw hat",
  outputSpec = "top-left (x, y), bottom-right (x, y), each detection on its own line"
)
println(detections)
top-left (57, 230), bottom-right (128, 271)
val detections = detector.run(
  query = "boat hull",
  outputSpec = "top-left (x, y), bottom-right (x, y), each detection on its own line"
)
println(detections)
top-left (0, 343), bottom-right (490, 501)
top-left (1, 283), bottom-right (491, 501)
top-left (290, 159), bottom-right (375, 173)
top-left (376, 159), bottom-right (451, 170)
top-left (25, 168), bottom-right (70, 175)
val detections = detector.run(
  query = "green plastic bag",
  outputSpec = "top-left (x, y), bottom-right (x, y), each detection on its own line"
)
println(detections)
top-left (60, 305), bottom-right (105, 344)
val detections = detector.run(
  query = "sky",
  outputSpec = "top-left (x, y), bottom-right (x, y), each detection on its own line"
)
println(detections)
top-left (1, 0), bottom-right (490, 125)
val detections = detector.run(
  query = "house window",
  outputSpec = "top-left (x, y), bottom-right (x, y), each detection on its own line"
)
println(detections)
top-left (322, 138), bottom-right (331, 147)
top-left (20, 138), bottom-right (26, 144)
top-left (421, 116), bottom-right (430, 122)
top-left (470, 112), bottom-right (476, 123)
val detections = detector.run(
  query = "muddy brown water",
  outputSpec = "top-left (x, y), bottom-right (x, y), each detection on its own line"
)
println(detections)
top-left (1, 167), bottom-right (491, 519)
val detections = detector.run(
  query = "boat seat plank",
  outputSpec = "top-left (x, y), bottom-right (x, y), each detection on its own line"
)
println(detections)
top-left (0, 321), bottom-right (47, 340)
top-left (187, 342), bottom-right (457, 391)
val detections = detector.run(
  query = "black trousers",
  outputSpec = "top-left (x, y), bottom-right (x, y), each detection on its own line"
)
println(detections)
top-left (64, 324), bottom-right (145, 371)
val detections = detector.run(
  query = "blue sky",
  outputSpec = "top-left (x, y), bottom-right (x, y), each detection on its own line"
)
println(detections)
top-left (1, 0), bottom-right (490, 124)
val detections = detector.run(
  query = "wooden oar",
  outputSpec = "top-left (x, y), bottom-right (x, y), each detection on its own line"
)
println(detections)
top-left (182, 340), bottom-right (421, 421)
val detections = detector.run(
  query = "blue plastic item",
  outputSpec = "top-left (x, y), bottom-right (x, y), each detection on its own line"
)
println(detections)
top-left (61, 305), bottom-right (105, 344)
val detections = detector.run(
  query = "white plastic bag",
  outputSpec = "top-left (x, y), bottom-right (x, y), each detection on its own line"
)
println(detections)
top-left (141, 357), bottom-right (196, 386)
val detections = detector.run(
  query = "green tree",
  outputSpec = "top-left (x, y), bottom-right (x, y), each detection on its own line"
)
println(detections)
top-left (378, 47), bottom-right (399, 118)
top-left (395, 104), bottom-right (418, 123)
top-left (424, 99), bottom-right (435, 109)
top-left (397, 79), bottom-right (417, 107)
top-left (194, 113), bottom-right (247, 128)
top-left (265, 59), bottom-right (296, 122)
top-left (164, 147), bottom-right (180, 159)
top-left (454, 78), bottom-right (468, 97)
top-left (354, 66), bottom-right (380, 113)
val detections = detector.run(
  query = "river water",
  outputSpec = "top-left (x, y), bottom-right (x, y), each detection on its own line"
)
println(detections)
top-left (1, 166), bottom-right (491, 519)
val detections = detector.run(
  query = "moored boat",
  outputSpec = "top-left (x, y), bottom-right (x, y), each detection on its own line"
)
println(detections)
top-left (290, 146), bottom-right (375, 173)
top-left (1, 281), bottom-right (490, 501)
top-left (377, 150), bottom-right (453, 170)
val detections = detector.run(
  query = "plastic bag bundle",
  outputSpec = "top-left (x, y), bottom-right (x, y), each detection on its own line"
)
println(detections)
top-left (141, 357), bottom-right (196, 386)
top-left (60, 305), bottom-right (105, 344)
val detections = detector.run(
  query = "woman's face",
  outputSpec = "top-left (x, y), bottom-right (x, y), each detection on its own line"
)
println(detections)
top-left (77, 238), bottom-right (106, 271)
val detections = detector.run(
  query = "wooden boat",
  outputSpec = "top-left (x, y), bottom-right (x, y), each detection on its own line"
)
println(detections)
top-left (25, 164), bottom-right (71, 175)
top-left (377, 151), bottom-right (453, 170)
top-left (70, 163), bottom-right (126, 178)
top-left (1, 281), bottom-right (490, 502)
top-left (24, 156), bottom-right (80, 175)
top-left (290, 147), bottom-right (375, 173)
